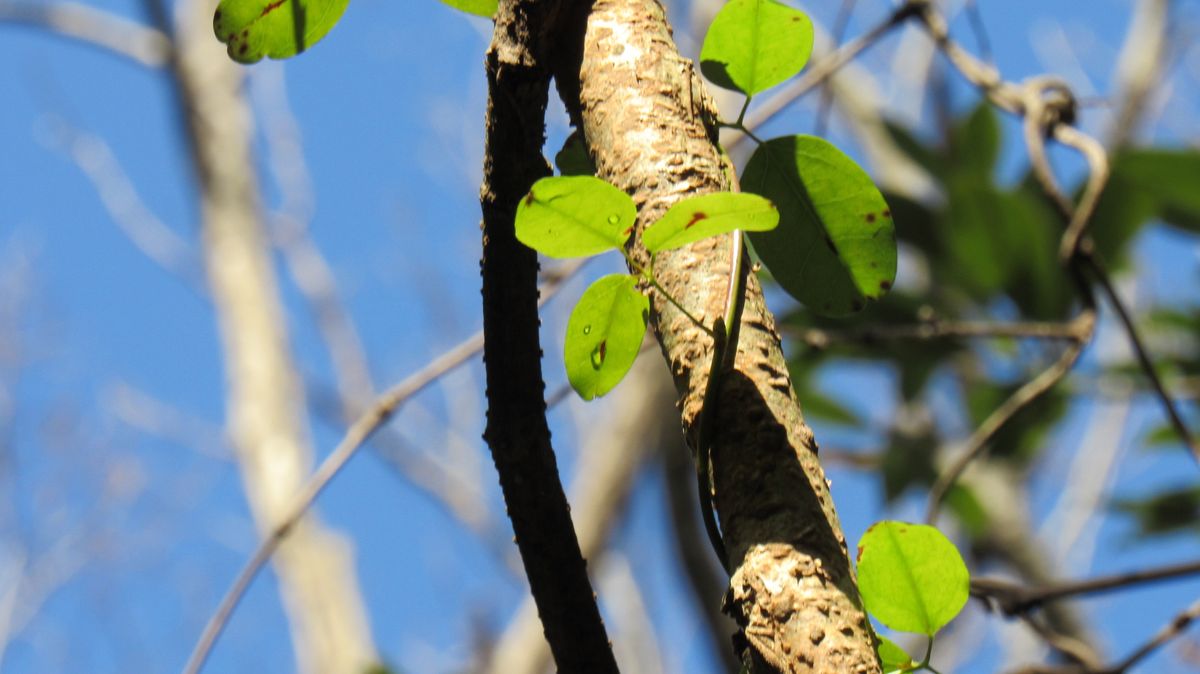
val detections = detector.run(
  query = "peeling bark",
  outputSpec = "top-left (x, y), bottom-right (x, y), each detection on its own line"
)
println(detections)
top-left (571, 1), bottom-right (881, 671)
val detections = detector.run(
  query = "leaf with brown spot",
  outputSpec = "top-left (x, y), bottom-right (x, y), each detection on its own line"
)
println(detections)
top-left (214, 0), bottom-right (350, 63)
top-left (642, 192), bottom-right (777, 253)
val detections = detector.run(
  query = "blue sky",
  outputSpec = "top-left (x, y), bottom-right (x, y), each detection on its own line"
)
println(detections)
top-left (1, 0), bottom-right (1199, 672)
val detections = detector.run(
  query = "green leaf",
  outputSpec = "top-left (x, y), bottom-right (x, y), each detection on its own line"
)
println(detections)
top-left (856, 521), bottom-right (969, 636)
top-left (876, 635), bottom-right (917, 673)
top-left (515, 176), bottom-right (636, 258)
top-left (437, 0), bottom-right (497, 17)
top-left (1114, 486), bottom-right (1200, 538)
top-left (742, 135), bottom-right (897, 316)
top-left (214, 0), bottom-right (350, 63)
top-left (882, 122), bottom-right (947, 179)
top-left (564, 274), bottom-right (648, 400)
top-left (699, 0), bottom-right (814, 96)
top-left (950, 101), bottom-right (1000, 176)
top-left (555, 132), bottom-right (595, 177)
top-left (643, 192), bottom-right (778, 253)
top-left (1115, 149), bottom-right (1200, 233)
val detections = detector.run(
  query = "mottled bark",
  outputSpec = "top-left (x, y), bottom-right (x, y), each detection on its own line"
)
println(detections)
top-left (479, 1), bottom-right (618, 671)
top-left (163, 0), bottom-right (377, 671)
top-left (571, 1), bottom-right (881, 671)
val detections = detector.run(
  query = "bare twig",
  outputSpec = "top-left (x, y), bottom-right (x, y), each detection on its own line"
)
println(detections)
top-left (725, 1), bottom-right (919, 151)
top-left (0, 1), bottom-right (169, 66)
top-left (814, 0), bottom-right (858, 136)
top-left (1087, 255), bottom-right (1200, 463)
top-left (181, 330), bottom-right (488, 674)
top-left (45, 121), bottom-right (204, 290)
top-left (925, 316), bottom-right (1092, 524)
top-left (184, 252), bottom-right (584, 674)
top-left (793, 318), bottom-right (1084, 350)
top-left (973, 559), bottom-right (1200, 615)
top-left (1107, 597), bottom-right (1200, 673)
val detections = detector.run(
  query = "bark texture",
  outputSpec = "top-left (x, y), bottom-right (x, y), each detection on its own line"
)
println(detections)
top-left (487, 355), bottom-right (668, 674)
top-left (573, 1), bottom-right (881, 671)
top-left (479, 1), bottom-right (618, 671)
top-left (167, 1), bottom-right (376, 671)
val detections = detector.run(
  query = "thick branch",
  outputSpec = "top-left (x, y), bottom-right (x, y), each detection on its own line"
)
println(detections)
top-left (479, 1), bottom-right (618, 671)
top-left (574, 1), bottom-right (879, 671)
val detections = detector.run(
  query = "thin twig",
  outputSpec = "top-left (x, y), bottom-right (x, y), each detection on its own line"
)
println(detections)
top-left (0, 1), bottom-right (169, 66)
top-left (725, 1), bottom-right (919, 151)
top-left (793, 318), bottom-right (1084, 349)
top-left (925, 316), bottom-right (1092, 524)
top-left (181, 332), bottom-right (486, 674)
top-left (972, 558), bottom-right (1200, 615)
top-left (46, 121), bottom-right (205, 291)
top-left (181, 257), bottom-right (583, 674)
top-left (1107, 597), bottom-right (1200, 673)
top-left (814, 0), bottom-right (858, 136)
top-left (1086, 254), bottom-right (1200, 464)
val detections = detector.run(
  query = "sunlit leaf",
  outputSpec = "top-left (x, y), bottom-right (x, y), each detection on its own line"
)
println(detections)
top-left (437, 0), bottom-right (497, 18)
top-left (742, 135), bottom-right (896, 316)
top-left (856, 521), bottom-right (969, 635)
top-left (876, 635), bottom-right (917, 673)
top-left (643, 192), bottom-right (777, 253)
top-left (515, 176), bottom-right (636, 258)
top-left (564, 274), bottom-right (648, 400)
top-left (214, 0), bottom-right (350, 63)
top-left (699, 0), bottom-right (813, 96)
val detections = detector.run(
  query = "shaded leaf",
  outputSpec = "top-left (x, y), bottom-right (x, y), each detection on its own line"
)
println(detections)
top-left (967, 382), bottom-right (1067, 465)
top-left (699, 0), bottom-right (813, 96)
top-left (515, 176), bottom-right (636, 258)
top-left (214, 0), bottom-right (350, 63)
top-left (1085, 168), bottom-right (1157, 266)
top-left (886, 191), bottom-right (941, 257)
top-left (857, 522), bottom-right (970, 636)
top-left (883, 122), bottom-right (946, 179)
top-left (881, 424), bottom-right (938, 502)
top-left (437, 0), bottom-right (497, 17)
top-left (643, 192), bottom-right (778, 253)
top-left (944, 485), bottom-right (989, 539)
top-left (1113, 486), bottom-right (1200, 538)
top-left (742, 135), bottom-right (896, 316)
top-left (1118, 149), bottom-right (1200, 233)
top-left (555, 131), bottom-right (595, 177)
top-left (564, 274), bottom-right (648, 400)
top-left (950, 100), bottom-right (1000, 176)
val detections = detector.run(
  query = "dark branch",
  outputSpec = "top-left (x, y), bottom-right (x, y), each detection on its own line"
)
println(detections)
top-left (478, 0), bottom-right (618, 671)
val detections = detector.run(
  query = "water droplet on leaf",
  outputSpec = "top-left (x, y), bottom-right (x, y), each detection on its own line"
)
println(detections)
top-left (607, 214), bottom-right (620, 225)
top-left (582, 325), bottom-right (592, 335)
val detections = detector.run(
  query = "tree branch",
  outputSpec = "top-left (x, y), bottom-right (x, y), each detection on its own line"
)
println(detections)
top-left (182, 325), bottom-right (491, 674)
top-left (973, 559), bottom-right (1200, 615)
top-left (0, 1), bottom-right (169, 67)
top-left (572, 1), bottom-right (880, 670)
top-left (478, 0), bottom-right (619, 670)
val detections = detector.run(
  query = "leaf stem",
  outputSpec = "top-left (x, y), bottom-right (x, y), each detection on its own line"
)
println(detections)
top-left (918, 635), bottom-right (942, 674)
top-left (623, 249), bottom-right (713, 335)
top-left (735, 95), bottom-right (752, 127)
